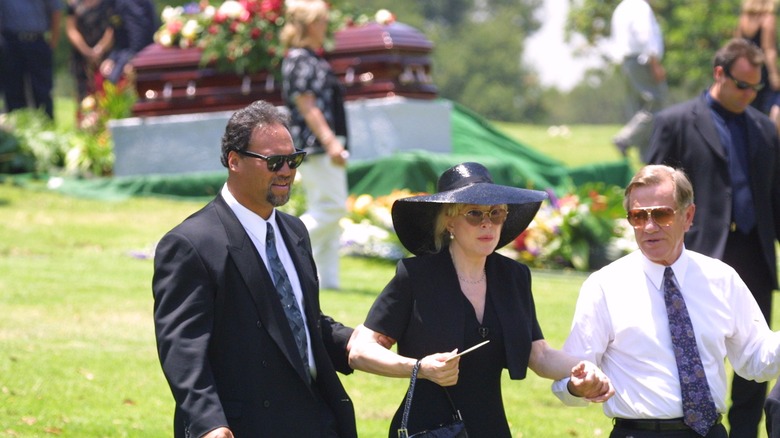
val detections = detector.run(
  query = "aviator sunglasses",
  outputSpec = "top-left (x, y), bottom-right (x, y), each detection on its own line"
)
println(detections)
top-left (626, 206), bottom-right (677, 229)
top-left (725, 70), bottom-right (764, 92)
top-left (235, 149), bottom-right (307, 172)
top-left (462, 208), bottom-right (508, 226)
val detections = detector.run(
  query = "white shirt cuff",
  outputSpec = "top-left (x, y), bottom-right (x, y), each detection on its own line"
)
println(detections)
top-left (551, 378), bottom-right (591, 407)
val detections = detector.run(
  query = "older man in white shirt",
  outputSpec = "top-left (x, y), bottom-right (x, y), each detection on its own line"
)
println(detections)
top-left (552, 165), bottom-right (780, 438)
top-left (610, 0), bottom-right (668, 158)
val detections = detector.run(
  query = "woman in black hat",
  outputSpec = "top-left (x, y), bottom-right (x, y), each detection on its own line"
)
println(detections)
top-left (349, 162), bottom-right (613, 437)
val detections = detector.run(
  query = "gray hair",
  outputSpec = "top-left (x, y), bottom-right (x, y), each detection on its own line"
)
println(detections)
top-left (623, 165), bottom-right (694, 211)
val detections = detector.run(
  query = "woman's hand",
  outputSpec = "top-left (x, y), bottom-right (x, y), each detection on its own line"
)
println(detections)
top-left (417, 351), bottom-right (460, 387)
top-left (567, 361), bottom-right (614, 403)
top-left (324, 137), bottom-right (348, 167)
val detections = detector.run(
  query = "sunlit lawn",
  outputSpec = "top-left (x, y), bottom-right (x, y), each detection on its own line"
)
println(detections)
top-left (1, 99), bottom-right (773, 437)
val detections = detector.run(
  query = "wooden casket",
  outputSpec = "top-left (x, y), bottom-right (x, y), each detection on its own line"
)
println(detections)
top-left (129, 44), bottom-right (282, 117)
top-left (327, 21), bottom-right (437, 101)
top-left (130, 21), bottom-right (436, 117)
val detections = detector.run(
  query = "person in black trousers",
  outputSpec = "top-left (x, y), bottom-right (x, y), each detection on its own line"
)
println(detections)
top-left (0, 0), bottom-right (63, 119)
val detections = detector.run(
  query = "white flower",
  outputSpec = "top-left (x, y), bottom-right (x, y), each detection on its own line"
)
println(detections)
top-left (161, 6), bottom-right (183, 23)
top-left (157, 31), bottom-right (173, 47)
top-left (375, 9), bottom-right (395, 25)
top-left (218, 0), bottom-right (245, 19)
top-left (202, 5), bottom-right (216, 19)
top-left (181, 19), bottom-right (201, 39)
top-left (80, 95), bottom-right (96, 111)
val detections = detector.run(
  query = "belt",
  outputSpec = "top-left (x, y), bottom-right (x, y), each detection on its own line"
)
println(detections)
top-left (613, 414), bottom-right (722, 432)
top-left (4, 31), bottom-right (44, 42)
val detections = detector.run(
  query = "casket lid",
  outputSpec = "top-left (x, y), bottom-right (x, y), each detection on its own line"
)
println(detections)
top-left (131, 43), bottom-right (202, 70)
top-left (330, 22), bottom-right (433, 55)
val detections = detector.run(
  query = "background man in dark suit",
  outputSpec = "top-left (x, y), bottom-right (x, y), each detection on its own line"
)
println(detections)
top-left (0, 0), bottom-right (62, 119)
top-left (646, 38), bottom-right (780, 438)
top-left (153, 100), bottom-right (357, 438)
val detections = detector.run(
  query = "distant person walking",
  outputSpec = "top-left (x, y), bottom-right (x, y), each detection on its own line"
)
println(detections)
top-left (280, 0), bottom-right (349, 290)
top-left (610, 0), bottom-right (668, 159)
top-left (0, 0), bottom-right (63, 119)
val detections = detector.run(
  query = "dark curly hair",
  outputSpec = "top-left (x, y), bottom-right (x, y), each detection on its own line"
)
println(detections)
top-left (220, 100), bottom-right (290, 168)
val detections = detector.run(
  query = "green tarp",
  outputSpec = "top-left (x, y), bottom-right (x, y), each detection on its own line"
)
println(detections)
top-left (348, 101), bottom-right (632, 197)
top-left (53, 100), bottom-right (633, 200)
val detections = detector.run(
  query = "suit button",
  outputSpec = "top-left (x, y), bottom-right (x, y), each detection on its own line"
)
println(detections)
top-left (261, 360), bottom-right (268, 368)
top-left (256, 320), bottom-right (262, 329)
top-left (263, 400), bottom-right (271, 408)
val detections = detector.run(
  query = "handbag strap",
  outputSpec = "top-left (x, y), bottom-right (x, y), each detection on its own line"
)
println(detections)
top-left (398, 360), bottom-right (463, 438)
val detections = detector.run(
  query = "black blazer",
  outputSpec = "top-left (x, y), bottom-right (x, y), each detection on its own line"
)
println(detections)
top-left (365, 250), bottom-right (543, 380)
top-left (647, 93), bottom-right (780, 289)
top-left (153, 194), bottom-right (356, 438)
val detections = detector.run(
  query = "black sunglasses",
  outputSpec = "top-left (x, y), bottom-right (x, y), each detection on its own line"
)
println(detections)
top-left (235, 149), bottom-right (306, 171)
top-left (626, 206), bottom-right (677, 229)
top-left (725, 70), bottom-right (764, 92)
top-left (462, 208), bottom-right (508, 226)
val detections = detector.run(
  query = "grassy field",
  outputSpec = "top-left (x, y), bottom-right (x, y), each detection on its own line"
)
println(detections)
top-left (0, 115), bottom-right (774, 437)
top-left (0, 181), bottom-right (612, 437)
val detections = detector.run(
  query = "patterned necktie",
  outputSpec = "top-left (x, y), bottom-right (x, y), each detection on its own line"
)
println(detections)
top-left (663, 267), bottom-right (719, 436)
top-left (266, 225), bottom-right (310, 376)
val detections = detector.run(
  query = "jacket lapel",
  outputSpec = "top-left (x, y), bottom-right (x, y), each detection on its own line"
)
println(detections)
top-left (214, 196), bottom-right (312, 385)
top-left (693, 95), bottom-right (728, 162)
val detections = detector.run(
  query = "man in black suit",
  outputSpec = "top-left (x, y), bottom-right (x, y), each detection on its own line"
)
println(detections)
top-left (646, 38), bottom-right (780, 438)
top-left (153, 100), bottom-right (357, 438)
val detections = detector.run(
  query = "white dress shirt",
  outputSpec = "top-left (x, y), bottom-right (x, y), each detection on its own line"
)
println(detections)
top-left (222, 185), bottom-right (317, 377)
top-left (552, 249), bottom-right (780, 419)
top-left (611, 0), bottom-right (664, 61)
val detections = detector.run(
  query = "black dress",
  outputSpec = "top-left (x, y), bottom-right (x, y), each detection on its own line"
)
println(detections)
top-left (364, 250), bottom-right (543, 438)
top-left (67, 0), bottom-right (113, 100)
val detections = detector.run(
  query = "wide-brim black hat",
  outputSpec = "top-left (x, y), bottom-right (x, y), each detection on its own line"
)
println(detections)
top-left (391, 162), bottom-right (548, 255)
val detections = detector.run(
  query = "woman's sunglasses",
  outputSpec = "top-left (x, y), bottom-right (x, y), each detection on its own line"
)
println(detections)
top-left (462, 208), bottom-right (508, 226)
top-left (626, 206), bottom-right (677, 229)
top-left (235, 149), bottom-right (307, 172)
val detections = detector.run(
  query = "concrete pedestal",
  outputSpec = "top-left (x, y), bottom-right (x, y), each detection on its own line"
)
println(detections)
top-left (110, 97), bottom-right (452, 176)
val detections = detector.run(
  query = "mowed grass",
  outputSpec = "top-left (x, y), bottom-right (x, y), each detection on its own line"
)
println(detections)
top-left (0, 182), bottom-right (611, 437)
top-left (1, 120), bottom-right (775, 437)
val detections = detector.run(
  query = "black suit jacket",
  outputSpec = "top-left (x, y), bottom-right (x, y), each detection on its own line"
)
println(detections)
top-left (646, 93), bottom-right (780, 289)
top-left (153, 193), bottom-right (356, 438)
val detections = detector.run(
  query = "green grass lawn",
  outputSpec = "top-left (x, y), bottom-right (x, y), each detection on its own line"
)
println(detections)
top-left (0, 181), bottom-right (612, 437)
top-left (0, 116), bottom-right (774, 437)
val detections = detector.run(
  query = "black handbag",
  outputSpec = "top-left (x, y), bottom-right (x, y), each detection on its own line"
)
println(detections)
top-left (397, 360), bottom-right (469, 438)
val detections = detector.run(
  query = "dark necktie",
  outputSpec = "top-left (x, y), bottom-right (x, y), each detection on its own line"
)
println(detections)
top-left (663, 267), bottom-right (719, 436)
top-left (266, 225), bottom-right (310, 375)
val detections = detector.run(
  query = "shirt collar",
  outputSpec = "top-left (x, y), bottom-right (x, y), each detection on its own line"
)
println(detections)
top-left (641, 248), bottom-right (690, 290)
top-left (221, 184), bottom-right (277, 239)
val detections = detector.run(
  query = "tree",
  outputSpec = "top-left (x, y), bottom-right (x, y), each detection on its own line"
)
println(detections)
top-left (566, 0), bottom-right (741, 98)
top-left (343, 0), bottom-right (544, 122)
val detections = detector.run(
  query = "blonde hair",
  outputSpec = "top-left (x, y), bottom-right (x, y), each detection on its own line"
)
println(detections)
top-left (742, 0), bottom-right (776, 14)
top-left (432, 204), bottom-right (460, 253)
top-left (280, 0), bottom-right (329, 49)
